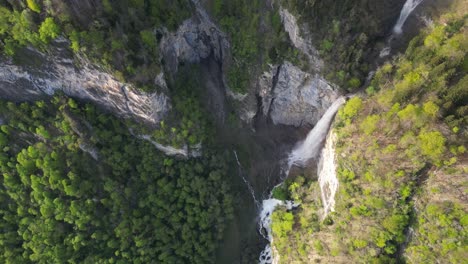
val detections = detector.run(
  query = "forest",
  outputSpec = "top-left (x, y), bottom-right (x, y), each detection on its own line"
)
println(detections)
top-left (0, 95), bottom-right (234, 263)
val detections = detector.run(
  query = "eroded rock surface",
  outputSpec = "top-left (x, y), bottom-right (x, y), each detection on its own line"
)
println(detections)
top-left (259, 62), bottom-right (340, 127)
top-left (0, 38), bottom-right (170, 125)
top-left (280, 8), bottom-right (323, 70)
top-left (160, 0), bottom-right (230, 75)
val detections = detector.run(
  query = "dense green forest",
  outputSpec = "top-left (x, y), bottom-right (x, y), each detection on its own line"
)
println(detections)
top-left (149, 66), bottom-right (213, 148)
top-left (0, 95), bottom-right (233, 263)
top-left (269, 11), bottom-right (467, 263)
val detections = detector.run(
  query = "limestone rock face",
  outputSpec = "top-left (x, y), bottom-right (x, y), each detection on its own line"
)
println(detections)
top-left (160, 0), bottom-right (230, 75)
top-left (0, 38), bottom-right (170, 125)
top-left (259, 62), bottom-right (340, 127)
top-left (279, 8), bottom-right (323, 70)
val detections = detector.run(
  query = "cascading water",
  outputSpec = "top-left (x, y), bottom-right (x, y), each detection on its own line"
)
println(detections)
top-left (393, 0), bottom-right (425, 34)
top-left (257, 96), bottom-right (346, 264)
top-left (380, 0), bottom-right (424, 58)
top-left (233, 150), bottom-right (260, 208)
top-left (258, 199), bottom-right (297, 264)
top-left (288, 96), bottom-right (346, 168)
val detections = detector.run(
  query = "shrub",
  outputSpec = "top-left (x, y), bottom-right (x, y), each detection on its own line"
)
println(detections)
top-left (272, 184), bottom-right (289, 200)
top-left (423, 101), bottom-right (439, 118)
top-left (348, 77), bottom-right (361, 90)
top-left (366, 86), bottom-right (376, 95)
top-left (39, 18), bottom-right (60, 44)
top-left (353, 239), bottom-right (368, 249)
top-left (272, 210), bottom-right (294, 238)
top-left (27, 0), bottom-right (41, 13)
top-left (321, 39), bottom-right (333, 52)
top-left (360, 114), bottom-right (380, 135)
top-left (340, 97), bottom-right (363, 120)
top-left (418, 131), bottom-right (446, 162)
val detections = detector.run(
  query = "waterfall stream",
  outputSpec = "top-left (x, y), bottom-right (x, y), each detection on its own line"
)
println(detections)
top-left (257, 96), bottom-right (346, 264)
top-left (380, 0), bottom-right (425, 58)
top-left (288, 96), bottom-right (346, 168)
top-left (393, 0), bottom-right (425, 34)
top-left (233, 150), bottom-right (261, 208)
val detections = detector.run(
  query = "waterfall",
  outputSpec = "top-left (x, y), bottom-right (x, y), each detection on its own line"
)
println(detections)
top-left (257, 96), bottom-right (346, 264)
top-left (393, 0), bottom-right (424, 34)
top-left (258, 199), bottom-right (297, 264)
top-left (317, 131), bottom-right (338, 218)
top-left (380, 0), bottom-right (424, 58)
top-left (288, 96), bottom-right (346, 168)
top-left (233, 150), bottom-right (260, 208)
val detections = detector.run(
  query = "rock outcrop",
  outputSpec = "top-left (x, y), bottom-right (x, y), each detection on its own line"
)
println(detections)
top-left (0, 38), bottom-right (170, 125)
top-left (160, 0), bottom-right (230, 75)
top-left (259, 62), bottom-right (340, 127)
top-left (279, 8), bottom-right (323, 71)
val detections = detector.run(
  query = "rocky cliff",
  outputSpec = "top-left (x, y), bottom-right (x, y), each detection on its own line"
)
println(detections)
top-left (259, 62), bottom-right (339, 127)
top-left (0, 38), bottom-right (170, 125)
top-left (160, 0), bottom-right (230, 75)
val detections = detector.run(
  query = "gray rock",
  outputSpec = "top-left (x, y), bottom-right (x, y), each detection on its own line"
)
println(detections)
top-left (280, 8), bottom-right (323, 71)
top-left (160, 0), bottom-right (229, 74)
top-left (0, 38), bottom-right (170, 125)
top-left (259, 62), bottom-right (340, 127)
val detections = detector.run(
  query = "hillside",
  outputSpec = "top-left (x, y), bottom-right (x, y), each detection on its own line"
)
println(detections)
top-left (269, 4), bottom-right (467, 263)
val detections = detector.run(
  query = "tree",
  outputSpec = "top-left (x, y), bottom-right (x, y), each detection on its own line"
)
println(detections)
top-left (39, 17), bottom-right (60, 44)
top-left (26, 0), bottom-right (41, 13)
top-left (340, 97), bottom-right (363, 120)
top-left (418, 131), bottom-right (446, 162)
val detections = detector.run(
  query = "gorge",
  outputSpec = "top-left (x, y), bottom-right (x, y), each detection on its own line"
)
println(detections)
top-left (0, 0), bottom-right (465, 263)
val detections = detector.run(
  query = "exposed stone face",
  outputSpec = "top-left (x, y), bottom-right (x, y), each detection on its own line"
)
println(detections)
top-left (0, 38), bottom-right (170, 125)
top-left (160, 0), bottom-right (230, 75)
top-left (279, 8), bottom-right (323, 71)
top-left (259, 62), bottom-right (340, 127)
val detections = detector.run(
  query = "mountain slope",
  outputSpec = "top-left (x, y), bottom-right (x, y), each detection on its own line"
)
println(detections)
top-left (269, 4), bottom-right (467, 263)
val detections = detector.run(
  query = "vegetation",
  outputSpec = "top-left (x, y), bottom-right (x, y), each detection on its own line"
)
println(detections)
top-left (0, 0), bottom-right (191, 91)
top-left (210, 0), bottom-right (300, 93)
top-left (0, 95), bottom-right (233, 263)
top-left (282, 0), bottom-right (382, 90)
top-left (142, 66), bottom-right (213, 148)
top-left (270, 11), bottom-right (467, 263)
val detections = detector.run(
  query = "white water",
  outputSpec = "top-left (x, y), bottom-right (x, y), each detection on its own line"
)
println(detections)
top-left (380, 0), bottom-right (424, 58)
top-left (393, 0), bottom-right (424, 34)
top-left (257, 96), bottom-right (346, 263)
top-left (317, 131), bottom-right (338, 218)
top-left (233, 150), bottom-right (260, 208)
top-left (288, 96), bottom-right (346, 168)
top-left (258, 198), bottom-right (297, 264)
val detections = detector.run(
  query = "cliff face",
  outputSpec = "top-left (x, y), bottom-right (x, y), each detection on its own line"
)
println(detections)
top-left (0, 38), bottom-right (170, 125)
top-left (160, 0), bottom-right (230, 76)
top-left (259, 62), bottom-right (339, 127)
